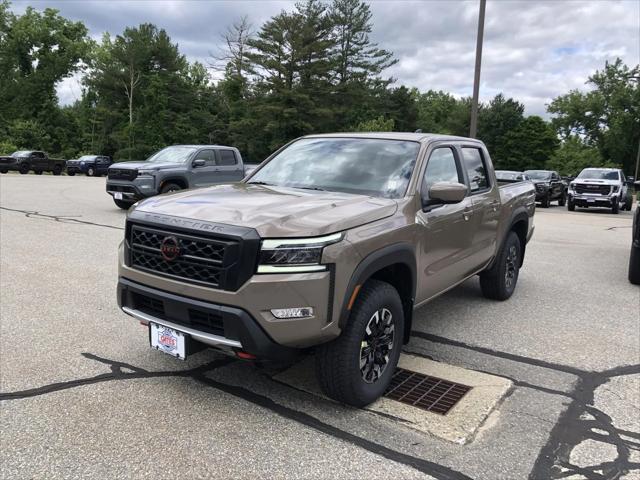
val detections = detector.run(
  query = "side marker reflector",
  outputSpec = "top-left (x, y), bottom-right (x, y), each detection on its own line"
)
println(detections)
top-left (347, 284), bottom-right (362, 310)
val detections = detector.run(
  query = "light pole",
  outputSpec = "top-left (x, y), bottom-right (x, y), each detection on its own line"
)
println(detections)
top-left (469, 0), bottom-right (487, 138)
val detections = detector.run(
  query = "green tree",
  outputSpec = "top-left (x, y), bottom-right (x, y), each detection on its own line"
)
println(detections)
top-left (548, 59), bottom-right (640, 174)
top-left (0, 2), bottom-right (91, 151)
top-left (477, 94), bottom-right (524, 163)
top-left (545, 136), bottom-right (617, 176)
top-left (352, 115), bottom-right (394, 132)
top-left (495, 116), bottom-right (558, 171)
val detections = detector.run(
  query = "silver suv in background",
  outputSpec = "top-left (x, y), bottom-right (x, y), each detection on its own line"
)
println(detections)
top-left (106, 145), bottom-right (247, 209)
top-left (567, 168), bottom-right (630, 214)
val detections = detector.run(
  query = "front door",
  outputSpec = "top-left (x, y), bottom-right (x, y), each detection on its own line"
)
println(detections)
top-left (416, 146), bottom-right (477, 303)
top-left (190, 149), bottom-right (220, 187)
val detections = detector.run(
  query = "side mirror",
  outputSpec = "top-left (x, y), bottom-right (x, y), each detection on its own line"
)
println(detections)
top-left (423, 182), bottom-right (467, 208)
top-left (192, 159), bottom-right (206, 168)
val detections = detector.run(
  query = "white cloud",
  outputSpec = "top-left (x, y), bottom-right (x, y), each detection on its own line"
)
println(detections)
top-left (12, 0), bottom-right (639, 117)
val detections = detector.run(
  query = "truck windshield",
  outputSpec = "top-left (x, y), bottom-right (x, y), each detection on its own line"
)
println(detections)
top-left (78, 155), bottom-right (97, 161)
top-left (11, 151), bottom-right (30, 157)
top-left (248, 138), bottom-right (420, 198)
top-left (146, 146), bottom-right (197, 164)
top-left (524, 170), bottom-right (551, 180)
top-left (577, 169), bottom-right (620, 181)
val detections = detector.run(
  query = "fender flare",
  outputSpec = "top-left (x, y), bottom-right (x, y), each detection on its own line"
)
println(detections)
top-left (489, 209), bottom-right (530, 270)
top-left (339, 242), bottom-right (416, 343)
top-left (159, 176), bottom-right (189, 190)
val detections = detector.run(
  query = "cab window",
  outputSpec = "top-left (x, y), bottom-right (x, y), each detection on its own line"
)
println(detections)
top-left (194, 149), bottom-right (216, 166)
top-left (461, 148), bottom-right (489, 193)
top-left (218, 150), bottom-right (237, 166)
top-left (422, 147), bottom-right (462, 196)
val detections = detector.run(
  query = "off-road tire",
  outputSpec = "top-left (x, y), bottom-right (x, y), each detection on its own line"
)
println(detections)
top-left (629, 247), bottom-right (640, 285)
top-left (567, 198), bottom-right (575, 211)
top-left (612, 200), bottom-right (619, 214)
top-left (67, 171), bottom-right (75, 176)
top-left (87, 166), bottom-right (95, 177)
top-left (315, 279), bottom-right (404, 407)
top-left (52, 165), bottom-right (62, 176)
top-left (19, 164), bottom-right (29, 174)
top-left (558, 192), bottom-right (566, 207)
top-left (161, 182), bottom-right (182, 194)
top-left (541, 194), bottom-right (551, 208)
top-left (114, 199), bottom-right (133, 210)
top-left (480, 231), bottom-right (522, 301)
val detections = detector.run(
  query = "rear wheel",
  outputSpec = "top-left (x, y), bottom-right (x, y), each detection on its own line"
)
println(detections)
top-left (161, 182), bottom-right (182, 194)
top-left (315, 279), bottom-right (404, 407)
top-left (113, 199), bottom-right (133, 210)
top-left (52, 164), bottom-right (62, 176)
top-left (480, 231), bottom-right (522, 301)
top-left (19, 163), bottom-right (29, 174)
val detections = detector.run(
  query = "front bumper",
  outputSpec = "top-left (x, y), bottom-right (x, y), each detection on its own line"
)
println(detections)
top-left (118, 242), bottom-right (338, 350)
top-left (0, 160), bottom-right (19, 171)
top-left (569, 193), bottom-right (617, 208)
top-left (106, 178), bottom-right (157, 201)
top-left (118, 278), bottom-right (300, 360)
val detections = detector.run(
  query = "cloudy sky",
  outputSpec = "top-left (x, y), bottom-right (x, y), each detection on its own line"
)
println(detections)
top-left (11, 0), bottom-right (640, 117)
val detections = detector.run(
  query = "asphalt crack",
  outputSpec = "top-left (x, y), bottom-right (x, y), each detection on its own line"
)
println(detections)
top-left (0, 206), bottom-right (124, 230)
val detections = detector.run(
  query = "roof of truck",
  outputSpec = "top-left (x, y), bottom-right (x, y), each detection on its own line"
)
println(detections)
top-left (303, 132), bottom-right (482, 143)
top-left (170, 144), bottom-right (237, 149)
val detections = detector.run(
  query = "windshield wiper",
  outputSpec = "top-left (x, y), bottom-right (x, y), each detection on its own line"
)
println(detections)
top-left (293, 185), bottom-right (327, 192)
top-left (248, 181), bottom-right (274, 186)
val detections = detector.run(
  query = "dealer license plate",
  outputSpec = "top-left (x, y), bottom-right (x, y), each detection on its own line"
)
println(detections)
top-left (587, 198), bottom-right (595, 203)
top-left (114, 192), bottom-right (123, 200)
top-left (150, 323), bottom-right (186, 360)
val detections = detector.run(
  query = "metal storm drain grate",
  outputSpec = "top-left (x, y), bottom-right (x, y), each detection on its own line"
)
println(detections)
top-left (384, 368), bottom-right (472, 415)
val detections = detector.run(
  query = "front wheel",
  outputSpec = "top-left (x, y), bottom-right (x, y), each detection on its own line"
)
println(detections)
top-left (540, 194), bottom-right (551, 208)
top-left (86, 166), bottom-right (95, 177)
top-left (567, 198), bottom-right (575, 211)
top-left (52, 164), bottom-right (62, 176)
top-left (161, 182), bottom-right (183, 194)
top-left (113, 199), bottom-right (133, 210)
top-left (19, 164), bottom-right (29, 174)
top-left (0, 169), bottom-right (7, 174)
top-left (611, 200), bottom-right (619, 214)
top-left (315, 279), bottom-right (404, 407)
top-left (67, 171), bottom-right (76, 176)
top-left (558, 192), bottom-right (566, 206)
top-left (480, 231), bottom-right (522, 301)
top-left (629, 246), bottom-right (640, 285)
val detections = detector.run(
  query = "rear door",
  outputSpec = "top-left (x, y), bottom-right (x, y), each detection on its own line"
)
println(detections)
top-left (415, 145), bottom-right (477, 302)
top-left (460, 146), bottom-right (501, 269)
top-left (190, 149), bottom-right (219, 187)
top-left (31, 152), bottom-right (46, 170)
top-left (216, 149), bottom-right (244, 182)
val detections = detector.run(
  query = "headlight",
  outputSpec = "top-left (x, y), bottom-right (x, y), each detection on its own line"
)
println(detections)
top-left (612, 186), bottom-right (619, 193)
top-left (137, 169), bottom-right (156, 178)
top-left (257, 233), bottom-right (343, 273)
top-left (80, 161), bottom-right (85, 165)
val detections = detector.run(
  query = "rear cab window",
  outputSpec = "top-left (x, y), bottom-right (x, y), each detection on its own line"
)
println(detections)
top-left (461, 147), bottom-right (490, 193)
top-left (218, 150), bottom-right (237, 166)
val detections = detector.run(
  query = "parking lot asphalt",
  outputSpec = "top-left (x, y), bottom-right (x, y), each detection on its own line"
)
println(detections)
top-left (1, 174), bottom-right (639, 480)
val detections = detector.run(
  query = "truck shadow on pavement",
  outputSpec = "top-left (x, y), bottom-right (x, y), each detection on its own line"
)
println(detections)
top-left (1, 340), bottom-right (638, 480)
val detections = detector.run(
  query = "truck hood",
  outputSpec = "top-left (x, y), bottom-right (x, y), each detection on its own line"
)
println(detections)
top-left (571, 179), bottom-right (621, 186)
top-left (109, 161), bottom-right (179, 171)
top-left (134, 183), bottom-right (398, 237)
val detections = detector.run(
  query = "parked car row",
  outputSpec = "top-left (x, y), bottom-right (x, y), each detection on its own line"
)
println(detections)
top-left (0, 150), bottom-right (114, 176)
top-left (495, 167), bottom-right (635, 214)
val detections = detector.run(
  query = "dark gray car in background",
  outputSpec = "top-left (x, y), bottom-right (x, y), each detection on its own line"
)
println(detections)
top-left (106, 145), bottom-right (247, 209)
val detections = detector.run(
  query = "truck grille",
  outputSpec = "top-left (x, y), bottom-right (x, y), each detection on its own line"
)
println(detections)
top-left (128, 224), bottom-right (239, 289)
top-left (108, 168), bottom-right (138, 181)
top-left (575, 184), bottom-right (611, 195)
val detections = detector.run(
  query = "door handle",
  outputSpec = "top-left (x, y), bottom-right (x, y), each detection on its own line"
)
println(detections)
top-left (489, 201), bottom-right (500, 212)
top-left (463, 207), bottom-right (473, 221)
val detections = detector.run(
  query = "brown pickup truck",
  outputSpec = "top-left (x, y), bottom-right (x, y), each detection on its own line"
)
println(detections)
top-left (117, 133), bottom-right (535, 406)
